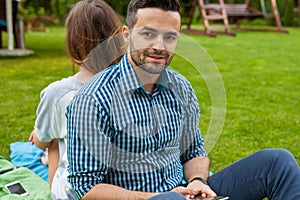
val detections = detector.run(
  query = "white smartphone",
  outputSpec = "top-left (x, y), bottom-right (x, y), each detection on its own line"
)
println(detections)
top-left (5, 181), bottom-right (29, 196)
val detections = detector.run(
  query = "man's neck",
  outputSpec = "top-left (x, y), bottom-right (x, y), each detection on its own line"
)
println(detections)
top-left (133, 66), bottom-right (161, 94)
top-left (128, 54), bottom-right (161, 94)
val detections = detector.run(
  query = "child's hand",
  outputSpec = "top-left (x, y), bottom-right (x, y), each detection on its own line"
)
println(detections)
top-left (28, 129), bottom-right (36, 144)
top-left (40, 148), bottom-right (48, 166)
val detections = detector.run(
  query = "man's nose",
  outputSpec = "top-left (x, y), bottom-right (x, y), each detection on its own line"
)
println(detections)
top-left (152, 35), bottom-right (165, 50)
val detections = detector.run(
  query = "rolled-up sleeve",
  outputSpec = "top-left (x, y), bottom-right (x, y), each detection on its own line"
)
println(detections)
top-left (66, 93), bottom-right (112, 199)
top-left (180, 86), bottom-right (207, 165)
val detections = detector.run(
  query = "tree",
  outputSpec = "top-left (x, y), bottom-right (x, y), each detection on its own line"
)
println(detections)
top-left (105, 0), bottom-right (130, 17)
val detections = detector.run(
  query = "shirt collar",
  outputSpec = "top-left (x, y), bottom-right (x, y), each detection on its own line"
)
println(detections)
top-left (119, 53), bottom-right (173, 93)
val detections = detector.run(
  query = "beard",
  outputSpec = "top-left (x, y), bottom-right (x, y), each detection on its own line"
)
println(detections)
top-left (129, 42), bottom-right (174, 75)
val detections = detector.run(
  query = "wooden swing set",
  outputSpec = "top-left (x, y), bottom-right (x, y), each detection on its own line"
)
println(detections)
top-left (181, 0), bottom-right (289, 37)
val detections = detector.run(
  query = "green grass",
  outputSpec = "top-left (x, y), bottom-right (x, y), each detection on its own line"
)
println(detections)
top-left (173, 28), bottom-right (300, 171)
top-left (0, 26), bottom-right (299, 174)
top-left (0, 26), bottom-right (71, 158)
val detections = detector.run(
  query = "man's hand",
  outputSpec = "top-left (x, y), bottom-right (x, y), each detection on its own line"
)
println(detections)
top-left (171, 186), bottom-right (199, 199)
top-left (187, 180), bottom-right (217, 199)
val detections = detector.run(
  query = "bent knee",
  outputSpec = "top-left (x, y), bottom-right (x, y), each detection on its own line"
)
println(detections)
top-left (258, 148), bottom-right (296, 165)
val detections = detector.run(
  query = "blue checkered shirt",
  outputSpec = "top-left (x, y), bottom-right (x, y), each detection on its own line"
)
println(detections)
top-left (66, 54), bottom-right (207, 199)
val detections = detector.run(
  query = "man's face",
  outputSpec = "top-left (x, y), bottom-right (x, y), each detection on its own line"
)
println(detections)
top-left (124, 8), bottom-right (181, 74)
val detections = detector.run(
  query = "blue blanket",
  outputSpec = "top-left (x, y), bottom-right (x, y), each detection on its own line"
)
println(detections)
top-left (10, 142), bottom-right (48, 182)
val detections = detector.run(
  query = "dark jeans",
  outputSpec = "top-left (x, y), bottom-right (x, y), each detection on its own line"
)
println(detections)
top-left (208, 148), bottom-right (300, 200)
top-left (148, 192), bottom-right (186, 200)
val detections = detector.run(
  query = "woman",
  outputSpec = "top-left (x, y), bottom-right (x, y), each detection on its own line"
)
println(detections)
top-left (29, 0), bottom-right (125, 199)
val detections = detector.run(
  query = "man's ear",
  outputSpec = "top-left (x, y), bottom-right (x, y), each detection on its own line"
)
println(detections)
top-left (122, 26), bottom-right (130, 44)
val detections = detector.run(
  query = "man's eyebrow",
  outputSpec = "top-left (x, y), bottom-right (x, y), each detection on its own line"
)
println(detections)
top-left (165, 31), bottom-right (179, 36)
top-left (141, 26), bottom-right (159, 33)
top-left (142, 26), bottom-right (179, 36)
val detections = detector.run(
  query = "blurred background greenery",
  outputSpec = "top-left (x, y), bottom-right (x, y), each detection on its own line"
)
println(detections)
top-left (19, 0), bottom-right (300, 30)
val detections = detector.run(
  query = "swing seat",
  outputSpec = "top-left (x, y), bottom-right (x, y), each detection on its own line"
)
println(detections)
top-left (180, 0), bottom-right (288, 36)
top-left (224, 4), bottom-right (264, 19)
top-left (205, 3), bottom-right (265, 22)
top-left (223, 1), bottom-right (288, 33)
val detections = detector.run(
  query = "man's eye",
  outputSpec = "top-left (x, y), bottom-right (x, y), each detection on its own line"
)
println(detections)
top-left (142, 31), bottom-right (155, 38)
top-left (164, 35), bottom-right (177, 41)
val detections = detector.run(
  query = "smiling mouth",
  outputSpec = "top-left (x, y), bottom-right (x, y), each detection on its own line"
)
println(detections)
top-left (148, 54), bottom-right (166, 60)
top-left (147, 57), bottom-right (166, 64)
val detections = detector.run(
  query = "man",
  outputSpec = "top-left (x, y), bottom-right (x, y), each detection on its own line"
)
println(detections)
top-left (66, 0), bottom-right (300, 199)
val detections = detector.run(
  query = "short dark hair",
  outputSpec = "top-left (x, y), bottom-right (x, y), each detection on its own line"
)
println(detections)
top-left (126, 0), bottom-right (181, 29)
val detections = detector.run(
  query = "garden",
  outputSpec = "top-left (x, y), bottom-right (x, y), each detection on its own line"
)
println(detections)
top-left (0, 0), bottom-right (299, 177)
top-left (0, 0), bottom-right (300, 184)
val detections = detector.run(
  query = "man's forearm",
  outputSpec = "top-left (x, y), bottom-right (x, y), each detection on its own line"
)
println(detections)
top-left (81, 183), bottom-right (160, 200)
top-left (183, 156), bottom-right (210, 183)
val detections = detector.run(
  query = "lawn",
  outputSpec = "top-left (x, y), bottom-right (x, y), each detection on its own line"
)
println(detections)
top-left (0, 25), bottom-right (299, 173)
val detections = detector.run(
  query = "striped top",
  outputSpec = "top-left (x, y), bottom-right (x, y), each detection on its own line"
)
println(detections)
top-left (66, 54), bottom-right (207, 199)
